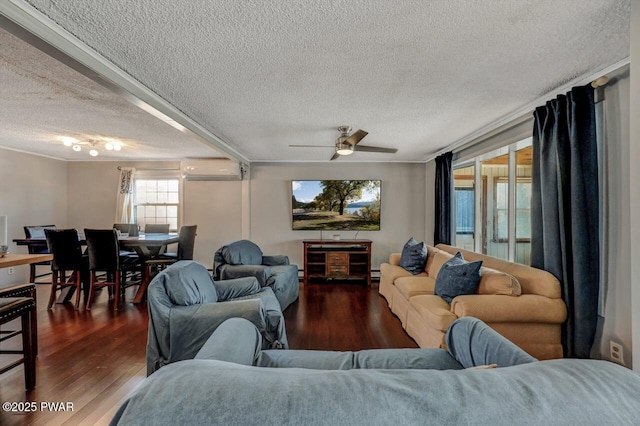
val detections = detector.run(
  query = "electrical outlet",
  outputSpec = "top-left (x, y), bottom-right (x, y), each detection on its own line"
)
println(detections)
top-left (610, 341), bottom-right (625, 365)
top-left (7, 267), bottom-right (14, 275)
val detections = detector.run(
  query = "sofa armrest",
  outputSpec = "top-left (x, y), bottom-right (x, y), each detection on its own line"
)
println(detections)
top-left (218, 264), bottom-right (271, 286)
top-left (168, 299), bottom-right (266, 362)
top-left (262, 255), bottom-right (290, 266)
top-left (450, 294), bottom-right (567, 324)
top-left (214, 277), bottom-right (261, 301)
top-left (389, 253), bottom-right (402, 266)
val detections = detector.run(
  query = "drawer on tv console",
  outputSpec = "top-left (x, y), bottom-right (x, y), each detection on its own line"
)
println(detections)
top-left (326, 253), bottom-right (349, 265)
top-left (327, 265), bottom-right (348, 276)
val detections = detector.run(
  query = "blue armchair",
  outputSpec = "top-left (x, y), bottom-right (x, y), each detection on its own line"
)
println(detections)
top-left (146, 260), bottom-right (288, 375)
top-left (214, 240), bottom-right (299, 310)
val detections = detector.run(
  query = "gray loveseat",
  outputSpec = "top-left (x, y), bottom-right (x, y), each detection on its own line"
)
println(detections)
top-left (146, 260), bottom-right (288, 375)
top-left (113, 317), bottom-right (640, 425)
top-left (214, 240), bottom-right (299, 310)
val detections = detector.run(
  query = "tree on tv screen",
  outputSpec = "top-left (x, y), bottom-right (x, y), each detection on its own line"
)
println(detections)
top-left (292, 180), bottom-right (381, 231)
top-left (318, 180), bottom-right (378, 215)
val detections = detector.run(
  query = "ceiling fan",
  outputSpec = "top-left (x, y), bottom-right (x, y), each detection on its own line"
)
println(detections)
top-left (290, 126), bottom-right (398, 160)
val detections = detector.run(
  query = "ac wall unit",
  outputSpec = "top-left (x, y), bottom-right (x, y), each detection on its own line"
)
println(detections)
top-left (180, 159), bottom-right (243, 181)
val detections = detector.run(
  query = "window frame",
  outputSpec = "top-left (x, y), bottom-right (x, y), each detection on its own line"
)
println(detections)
top-left (452, 138), bottom-right (532, 264)
top-left (492, 176), bottom-right (532, 243)
top-left (452, 173), bottom-right (487, 248)
top-left (132, 171), bottom-right (183, 232)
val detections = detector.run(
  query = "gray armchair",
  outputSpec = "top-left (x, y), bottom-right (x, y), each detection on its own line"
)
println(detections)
top-left (214, 240), bottom-right (299, 310)
top-left (146, 260), bottom-right (288, 375)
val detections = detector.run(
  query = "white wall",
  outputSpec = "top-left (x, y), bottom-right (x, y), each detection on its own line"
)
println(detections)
top-left (0, 148), bottom-right (67, 285)
top-left (183, 179), bottom-right (242, 266)
top-left (630, 0), bottom-right (640, 372)
top-left (250, 162), bottom-right (427, 270)
top-left (592, 67), bottom-right (632, 365)
top-left (424, 160), bottom-right (435, 246)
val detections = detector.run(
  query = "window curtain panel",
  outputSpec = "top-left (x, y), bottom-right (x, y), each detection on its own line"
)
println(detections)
top-left (530, 85), bottom-right (599, 358)
top-left (434, 152), bottom-right (453, 245)
top-left (115, 167), bottom-right (135, 224)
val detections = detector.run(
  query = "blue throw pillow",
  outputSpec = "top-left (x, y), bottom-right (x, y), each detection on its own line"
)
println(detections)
top-left (435, 252), bottom-right (482, 304)
top-left (399, 237), bottom-right (428, 275)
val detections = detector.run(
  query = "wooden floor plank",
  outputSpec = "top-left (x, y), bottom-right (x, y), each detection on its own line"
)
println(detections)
top-left (1, 280), bottom-right (415, 424)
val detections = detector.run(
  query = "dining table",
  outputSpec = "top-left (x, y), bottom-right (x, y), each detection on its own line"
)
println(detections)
top-left (13, 233), bottom-right (179, 304)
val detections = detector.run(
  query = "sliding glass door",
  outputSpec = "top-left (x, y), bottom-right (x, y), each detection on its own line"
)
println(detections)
top-left (453, 166), bottom-right (476, 251)
top-left (452, 139), bottom-right (532, 264)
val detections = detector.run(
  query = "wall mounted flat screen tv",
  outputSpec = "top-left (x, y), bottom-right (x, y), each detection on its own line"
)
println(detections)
top-left (292, 180), bottom-right (381, 231)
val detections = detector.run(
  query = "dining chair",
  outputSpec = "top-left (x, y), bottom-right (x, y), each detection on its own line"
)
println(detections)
top-left (85, 228), bottom-right (139, 310)
top-left (157, 225), bottom-right (197, 261)
top-left (44, 228), bottom-right (85, 310)
top-left (137, 225), bottom-right (197, 303)
top-left (144, 224), bottom-right (170, 234)
top-left (113, 223), bottom-right (140, 237)
top-left (113, 223), bottom-right (142, 283)
top-left (23, 225), bottom-right (56, 283)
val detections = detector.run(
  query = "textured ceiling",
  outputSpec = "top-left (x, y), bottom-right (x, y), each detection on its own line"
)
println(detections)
top-left (0, 27), bottom-right (225, 161)
top-left (4, 0), bottom-right (632, 162)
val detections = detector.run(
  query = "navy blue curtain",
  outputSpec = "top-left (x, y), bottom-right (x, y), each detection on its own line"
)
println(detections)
top-left (530, 85), bottom-right (599, 358)
top-left (434, 152), bottom-right (453, 245)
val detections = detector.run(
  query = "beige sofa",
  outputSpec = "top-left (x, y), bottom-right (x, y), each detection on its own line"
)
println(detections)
top-left (379, 243), bottom-right (567, 360)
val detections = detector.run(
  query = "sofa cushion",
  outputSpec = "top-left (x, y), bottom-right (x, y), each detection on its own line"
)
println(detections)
top-left (409, 294), bottom-right (457, 332)
top-left (221, 240), bottom-right (263, 265)
top-left (380, 262), bottom-right (414, 283)
top-left (424, 245), bottom-right (440, 276)
top-left (435, 252), bottom-right (482, 304)
top-left (428, 250), bottom-right (455, 278)
top-left (477, 267), bottom-right (521, 296)
top-left (399, 238), bottom-right (428, 275)
top-left (435, 244), bottom-right (561, 298)
top-left (394, 276), bottom-right (436, 299)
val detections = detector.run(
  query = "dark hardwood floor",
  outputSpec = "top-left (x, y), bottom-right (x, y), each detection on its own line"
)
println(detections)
top-left (1, 280), bottom-right (415, 425)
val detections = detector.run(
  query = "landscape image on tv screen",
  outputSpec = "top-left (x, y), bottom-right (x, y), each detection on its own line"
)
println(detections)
top-left (292, 180), bottom-right (381, 231)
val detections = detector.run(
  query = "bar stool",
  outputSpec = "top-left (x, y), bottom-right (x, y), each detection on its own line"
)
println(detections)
top-left (0, 283), bottom-right (38, 354)
top-left (0, 297), bottom-right (36, 391)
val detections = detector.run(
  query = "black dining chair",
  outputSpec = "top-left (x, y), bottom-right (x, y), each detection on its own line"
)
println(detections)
top-left (113, 223), bottom-right (141, 283)
top-left (85, 229), bottom-right (140, 310)
top-left (113, 223), bottom-right (140, 237)
top-left (137, 225), bottom-right (198, 303)
top-left (44, 228), bottom-right (85, 310)
top-left (24, 225), bottom-right (56, 283)
top-left (157, 225), bottom-right (197, 262)
top-left (144, 224), bottom-right (170, 234)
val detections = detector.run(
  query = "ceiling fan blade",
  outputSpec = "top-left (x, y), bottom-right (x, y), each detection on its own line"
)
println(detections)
top-left (330, 152), bottom-right (340, 161)
top-left (289, 144), bottom-right (333, 148)
top-left (344, 129), bottom-right (368, 146)
top-left (353, 145), bottom-right (398, 153)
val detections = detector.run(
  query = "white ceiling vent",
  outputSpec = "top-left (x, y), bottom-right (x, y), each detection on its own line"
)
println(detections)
top-left (181, 159), bottom-right (243, 181)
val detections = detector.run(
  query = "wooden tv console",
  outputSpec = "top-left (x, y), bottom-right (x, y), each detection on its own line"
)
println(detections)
top-left (302, 239), bottom-right (372, 285)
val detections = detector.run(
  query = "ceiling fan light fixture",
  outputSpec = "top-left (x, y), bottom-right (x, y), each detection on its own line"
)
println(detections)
top-left (336, 141), bottom-right (354, 156)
